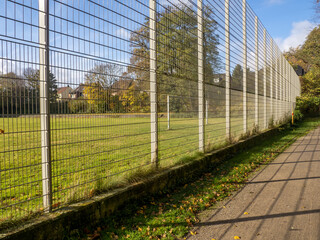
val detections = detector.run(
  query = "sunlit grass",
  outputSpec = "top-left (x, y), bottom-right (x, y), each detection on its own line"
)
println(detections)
top-left (0, 115), bottom-right (247, 224)
top-left (68, 118), bottom-right (320, 240)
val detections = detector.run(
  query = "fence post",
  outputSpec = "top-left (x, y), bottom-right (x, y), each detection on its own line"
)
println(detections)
top-left (290, 65), bottom-right (292, 113)
top-left (270, 39), bottom-right (273, 122)
top-left (280, 56), bottom-right (282, 118)
top-left (198, 0), bottom-right (205, 151)
top-left (39, 0), bottom-right (52, 213)
top-left (254, 16), bottom-right (258, 127)
top-left (292, 71), bottom-right (295, 111)
top-left (225, 0), bottom-right (230, 139)
top-left (281, 55), bottom-right (286, 117)
top-left (279, 55), bottom-right (282, 120)
top-left (167, 95), bottom-right (170, 130)
top-left (283, 57), bottom-right (288, 115)
top-left (284, 60), bottom-right (286, 113)
top-left (281, 51), bottom-right (283, 118)
top-left (242, 0), bottom-right (247, 133)
top-left (289, 65), bottom-right (290, 114)
top-left (279, 50), bottom-right (282, 119)
top-left (149, 0), bottom-right (158, 165)
top-left (206, 100), bottom-right (208, 125)
top-left (288, 62), bottom-right (290, 114)
top-left (286, 60), bottom-right (288, 113)
top-left (263, 29), bottom-right (267, 129)
top-left (275, 47), bottom-right (278, 122)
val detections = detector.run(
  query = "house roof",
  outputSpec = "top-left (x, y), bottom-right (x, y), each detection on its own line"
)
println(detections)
top-left (111, 79), bottom-right (133, 92)
top-left (70, 84), bottom-right (85, 94)
top-left (57, 86), bottom-right (72, 94)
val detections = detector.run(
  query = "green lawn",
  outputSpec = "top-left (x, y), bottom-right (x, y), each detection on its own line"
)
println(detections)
top-left (1, 114), bottom-right (255, 224)
top-left (69, 118), bottom-right (320, 240)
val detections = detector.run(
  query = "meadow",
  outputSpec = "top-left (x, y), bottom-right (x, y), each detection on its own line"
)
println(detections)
top-left (0, 114), bottom-right (256, 225)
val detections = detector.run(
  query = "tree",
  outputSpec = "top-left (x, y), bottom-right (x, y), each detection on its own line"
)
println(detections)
top-left (301, 67), bottom-right (320, 96)
top-left (83, 63), bottom-right (123, 113)
top-left (0, 72), bottom-right (26, 115)
top-left (83, 81), bottom-right (107, 113)
top-left (85, 63), bottom-right (122, 89)
top-left (128, 3), bottom-right (220, 113)
top-left (121, 81), bottom-right (150, 113)
top-left (284, 47), bottom-right (311, 73)
top-left (0, 72), bottom-right (25, 89)
top-left (68, 98), bottom-right (88, 113)
top-left (231, 64), bottom-right (243, 91)
top-left (297, 26), bottom-right (320, 97)
top-left (297, 26), bottom-right (320, 69)
top-left (24, 68), bottom-right (58, 103)
top-left (284, 26), bottom-right (320, 97)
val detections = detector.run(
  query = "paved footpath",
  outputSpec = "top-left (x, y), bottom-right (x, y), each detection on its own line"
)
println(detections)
top-left (188, 127), bottom-right (320, 240)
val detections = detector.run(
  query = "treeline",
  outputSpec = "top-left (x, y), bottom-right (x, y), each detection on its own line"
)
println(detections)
top-left (285, 25), bottom-right (320, 116)
top-left (78, 3), bottom-right (263, 115)
top-left (0, 70), bottom-right (57, 115)
top-left (1, 2), bottom-right (274, 116)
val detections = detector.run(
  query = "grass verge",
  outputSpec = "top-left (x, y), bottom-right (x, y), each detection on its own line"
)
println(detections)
top-left (67, 118), bottom-right (320, 240)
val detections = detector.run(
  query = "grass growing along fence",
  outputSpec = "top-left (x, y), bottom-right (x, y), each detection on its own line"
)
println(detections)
top-left (66, 118), bottom-right (320, 240)
top-left (1, 115), bottom-right (258, 227)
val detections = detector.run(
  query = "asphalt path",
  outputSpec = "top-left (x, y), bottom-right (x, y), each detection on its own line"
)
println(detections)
top-left (188, 127), bottom-right (320, 240)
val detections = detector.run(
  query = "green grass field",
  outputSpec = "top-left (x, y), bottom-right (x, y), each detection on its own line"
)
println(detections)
top-left (73, 118), bottom-right (320, 240)
top-left (0, 114), bottom-right (255, 225)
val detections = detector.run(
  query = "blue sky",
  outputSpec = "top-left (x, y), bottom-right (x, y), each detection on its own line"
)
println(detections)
top-left (247, 0), bottom-right (319, 51)
top-left (0, 0), bottom-right (318, 81)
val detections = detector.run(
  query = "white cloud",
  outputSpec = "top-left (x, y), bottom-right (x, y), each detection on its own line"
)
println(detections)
top-left (275, 20), bottom-right (317, 52)
top-left (116, 28), bottom-right (130, 40)
top-left (0, 58), bottom-right (19, 75)
top-left (266, 0), bottom-right (284, 5)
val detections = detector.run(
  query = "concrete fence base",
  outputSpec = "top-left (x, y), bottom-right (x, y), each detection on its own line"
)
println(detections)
top-left (1, 125), bottom-right (284, 240)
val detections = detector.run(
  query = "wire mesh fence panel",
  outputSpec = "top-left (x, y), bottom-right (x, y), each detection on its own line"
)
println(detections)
top-left (203, 0), bottom-right (227, 148)
top-left (48, 0), bottom-right (154, 207)
top-left (0, 0), bottom-right (44, 223)
top-left (246, 4), bottom-right (256, 131)
top-left (156, 0), bottom-right (200, 167)
top-left (0, 0), bottom-right (301, 226)
top-left (229, 0), bottom-right (244, 139)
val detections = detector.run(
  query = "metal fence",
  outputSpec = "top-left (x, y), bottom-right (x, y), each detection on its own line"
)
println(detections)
top-left (0, 0), bottom-right (300, 224)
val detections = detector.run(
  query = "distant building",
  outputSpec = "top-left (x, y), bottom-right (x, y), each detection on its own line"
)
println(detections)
top-left (110, 79), bottom-right (133, 96)
top-left (70, 84), bottom-right (85, 99)
top-left (57, 86), bottom-right (72, 101)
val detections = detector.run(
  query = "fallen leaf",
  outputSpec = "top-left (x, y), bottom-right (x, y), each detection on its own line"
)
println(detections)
top-left (190, 231), bottom-right (197, 235)
top-left (244, 212), bottom-right (248, 215)
top-left (234, 236), bottom-right (241, 239)
top-left (90, 233), bottom-right (100, 240)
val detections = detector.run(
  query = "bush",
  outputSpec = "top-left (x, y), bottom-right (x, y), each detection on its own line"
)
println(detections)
top-left (293, 109), bottom-right (304, 122)
top-left (296, 96), bottom-right (320, 117)
top-left (68, 98), bottom-right (88, 113)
